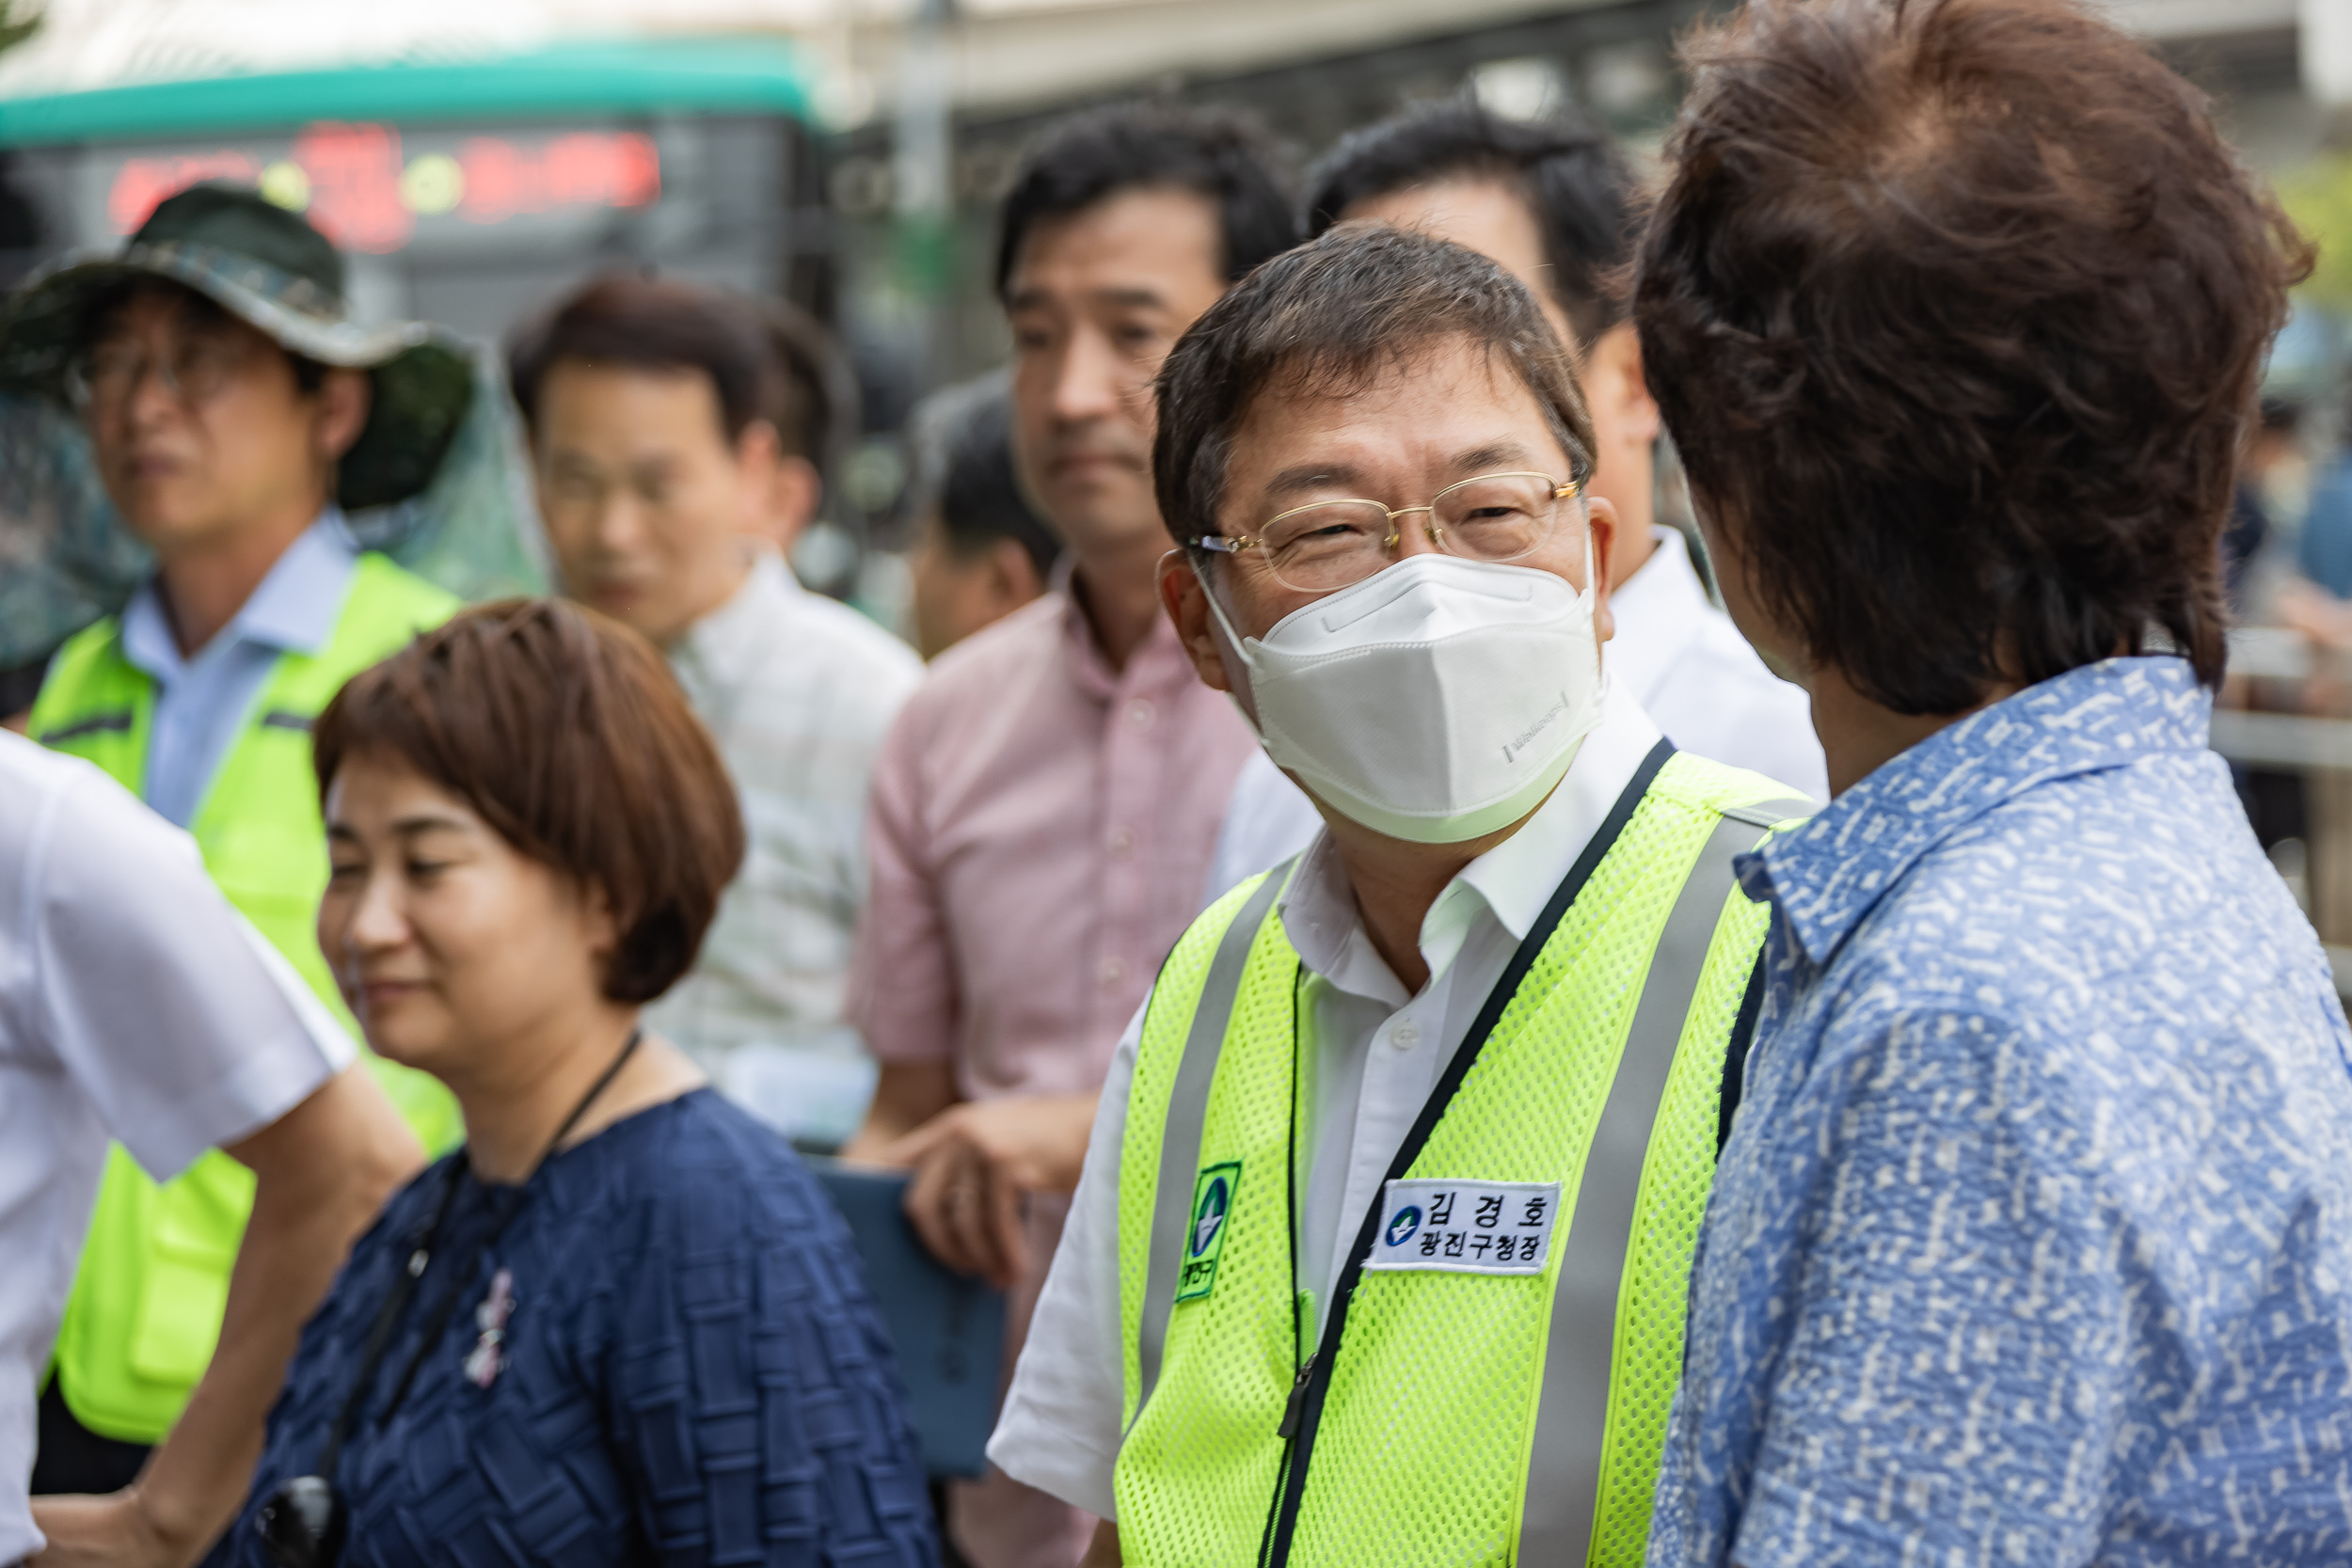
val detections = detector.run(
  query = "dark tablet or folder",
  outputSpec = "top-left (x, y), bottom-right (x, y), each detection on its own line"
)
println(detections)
top-left (810, 1161), bottom-right (1009, 1478)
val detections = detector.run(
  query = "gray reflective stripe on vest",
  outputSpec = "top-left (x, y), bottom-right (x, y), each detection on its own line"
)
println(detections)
top-left (38, 709), bottom-right (133, 746)
top-left (1518, 799), bottom-right (1809, 1566)
top-left (1128, 860), bottom-right (1298, 1437)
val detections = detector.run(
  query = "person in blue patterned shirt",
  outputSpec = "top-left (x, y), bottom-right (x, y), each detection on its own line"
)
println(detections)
top-left (1631, 1), bottom-right (2352, 1564)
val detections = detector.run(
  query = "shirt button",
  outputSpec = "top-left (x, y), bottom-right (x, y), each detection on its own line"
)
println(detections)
top-left (1391, 1021), bottom-right (1422, 1050)
top-left (1126, 699), bottom-right (1155, 729)
top-left (1108, 827), bottom-right (1135, 857)
top-left (1101, 957), bottom-right (1128, 988)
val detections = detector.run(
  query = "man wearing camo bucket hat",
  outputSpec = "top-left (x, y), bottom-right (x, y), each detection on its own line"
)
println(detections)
top-left (6, 182), bottom-right (469, 1499)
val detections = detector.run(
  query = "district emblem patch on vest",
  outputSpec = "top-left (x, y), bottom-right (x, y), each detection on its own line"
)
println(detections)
top-left (1178, 1163), bottom-right (1241, 1301)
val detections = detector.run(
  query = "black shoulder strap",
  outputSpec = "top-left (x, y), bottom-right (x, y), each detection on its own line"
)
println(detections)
top-left (1257, 737), bottom-right (1677, 1568)
top-left (1715, 949), bottom-right (1770, 1157)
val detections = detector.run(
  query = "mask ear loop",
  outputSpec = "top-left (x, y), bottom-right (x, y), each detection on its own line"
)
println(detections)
top-left (1574, 499), bottom-right (1597, 608)
top-left (1577, 499), bottom-right (1613, 704)
top-left (1195, 560), bottom-right (1268, 739)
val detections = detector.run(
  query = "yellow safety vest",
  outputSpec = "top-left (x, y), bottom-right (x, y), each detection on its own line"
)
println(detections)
top-left (1111, 747), bottom-right (1805, 1567)
top-left (30, 552), bottom-right (463, 1444)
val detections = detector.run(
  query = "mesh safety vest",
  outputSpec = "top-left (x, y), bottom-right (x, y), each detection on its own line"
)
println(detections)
top-left (30, 552), bottom-right (463, 1444)
top-left (1111, 746), bottom-right (1806, 1568)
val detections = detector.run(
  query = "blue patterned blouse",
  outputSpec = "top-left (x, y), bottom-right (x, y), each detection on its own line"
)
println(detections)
top-left (1649, 657), bottom-right (2352, 1566)
top-left (208, 1090), bottom-right (936, 1568)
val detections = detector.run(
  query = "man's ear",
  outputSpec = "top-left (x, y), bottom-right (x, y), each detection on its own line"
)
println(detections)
top-left (735, 421), bottom-right (816, 551)
top-left (1589, 323), bottom-right (1661, 448)
top-left (765, 454), bottom-right (821, 554)
top-left (315, 368), bottom-right (372, 464)
top-left (1158, 549), bottom-right (1232, 694)
top-left (986, 537), bottom-right (1045, 611)
top-left (1585, 494), bottom-right (1619, 648)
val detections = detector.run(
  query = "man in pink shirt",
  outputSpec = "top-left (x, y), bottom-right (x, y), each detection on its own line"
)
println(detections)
top-left (842, 103), bottom-right (1295, 1568)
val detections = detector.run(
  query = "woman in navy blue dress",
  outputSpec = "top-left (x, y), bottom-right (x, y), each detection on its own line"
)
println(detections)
top-left (210, 601), bottom-right (935, 1568)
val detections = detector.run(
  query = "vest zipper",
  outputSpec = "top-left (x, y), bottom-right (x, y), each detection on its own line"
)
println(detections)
top-left (1255, 973), bottom-right (1313, 1568)
top-left (1255, 738), bottom-right (1677, 1568)
top-left (1276, 1355), bottom-right (1317, 1438)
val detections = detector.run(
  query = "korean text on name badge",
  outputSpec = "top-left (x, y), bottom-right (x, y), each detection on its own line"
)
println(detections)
top-left (1365, 1179), bottom-right (1561, 1276)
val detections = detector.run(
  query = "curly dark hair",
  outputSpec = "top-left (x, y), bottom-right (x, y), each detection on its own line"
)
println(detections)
top-left (1153, 224), bottom-right (1595, 550)
top-left (1634, 0), bottom-right (2311, 714)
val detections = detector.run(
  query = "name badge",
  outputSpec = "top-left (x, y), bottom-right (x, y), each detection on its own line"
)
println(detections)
top-left (1364, 1179), bottom-right (1561, 1275)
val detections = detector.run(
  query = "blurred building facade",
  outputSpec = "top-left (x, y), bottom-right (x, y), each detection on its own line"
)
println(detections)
top-left (2, 0), bottom-right (2346, 531)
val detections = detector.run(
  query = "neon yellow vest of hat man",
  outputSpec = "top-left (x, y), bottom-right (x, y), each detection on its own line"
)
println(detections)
top-left (1112, 752), bottom-right (1802, 1568)
top-left (30, 553), bottom-right (463, 1445)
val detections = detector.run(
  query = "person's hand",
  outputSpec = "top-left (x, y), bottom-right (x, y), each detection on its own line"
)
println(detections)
top-left (878, 1093), bottom-right (1098, 1289)
top-left (28, 1488), bottom-right (189, 1568)
top-left (2277, 578), bottom-right (2352, 652)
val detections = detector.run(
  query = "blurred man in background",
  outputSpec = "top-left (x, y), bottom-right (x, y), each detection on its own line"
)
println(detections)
top-left (903, 376), bottom-right (1059, 658)
top-left (511, 275), bottom-right (922, 1149)
top-left (842, 104), bottom-right (1295, 1568)
top-left (7, 183), bottom-right (464, 1490)
top-left (1204, 101), bottom-right (1829, 897)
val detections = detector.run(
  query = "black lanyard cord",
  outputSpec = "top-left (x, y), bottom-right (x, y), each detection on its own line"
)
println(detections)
top-left (310, 1027), bottom-right (645, 1480)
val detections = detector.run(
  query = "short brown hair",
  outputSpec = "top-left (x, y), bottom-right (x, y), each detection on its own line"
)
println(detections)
top-left (508, 275), bottom-right (771, 447)
top-left (313, 599), bottom-right (745, 1004)
top-left (1635, 0), bottom-right (2311, 714)
top-left (1153, 224), bottom-right (1596, 549)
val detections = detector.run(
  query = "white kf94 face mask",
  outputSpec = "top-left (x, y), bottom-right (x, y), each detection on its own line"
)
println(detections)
top-left (1205, 547), bottom-right (1606, 845)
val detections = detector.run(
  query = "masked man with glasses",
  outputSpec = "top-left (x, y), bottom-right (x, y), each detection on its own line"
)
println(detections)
top-left (2, 183), bottom-right (467, 1499)
top-left (987, 225), bottom-right (1813, 1568)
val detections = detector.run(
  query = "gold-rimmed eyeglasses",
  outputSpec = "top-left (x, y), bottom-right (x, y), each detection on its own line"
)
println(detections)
top-left (1188, 470), bottom-right (1581, 594)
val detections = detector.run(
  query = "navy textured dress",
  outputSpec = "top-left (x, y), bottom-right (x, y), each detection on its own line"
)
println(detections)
top-left (210, 1090), bottom-right (936, 1568)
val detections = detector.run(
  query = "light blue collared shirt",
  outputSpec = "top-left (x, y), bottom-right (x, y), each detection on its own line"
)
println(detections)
top-left (119, 514), bottom-right (358, 828)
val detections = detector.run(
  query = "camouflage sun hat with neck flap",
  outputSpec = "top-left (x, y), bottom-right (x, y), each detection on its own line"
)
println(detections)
top-left (0, 182), bottom-right (474, 512)
top-left (0, 183), bottom-right (548, 673)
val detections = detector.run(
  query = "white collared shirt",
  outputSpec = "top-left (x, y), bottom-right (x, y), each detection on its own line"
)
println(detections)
top-left (645, 547), bottom-right (923, 1146)
top-left (986, 685), bottom-right (1664, 1522)
top-left (1596, 527), bottom-right (1826, 800)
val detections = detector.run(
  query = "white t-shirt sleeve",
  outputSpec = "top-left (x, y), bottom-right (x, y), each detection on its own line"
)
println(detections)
top-left (987, 996), bottom-right (1145, 1520)
top-left (30, 764), bottom-right (355, 1182)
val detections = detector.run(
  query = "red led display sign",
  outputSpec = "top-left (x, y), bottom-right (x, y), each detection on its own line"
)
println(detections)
top-left (104, 122), bottom-right (661, 253)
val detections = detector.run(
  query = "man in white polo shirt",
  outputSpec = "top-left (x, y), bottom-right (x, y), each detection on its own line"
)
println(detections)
top-left (5, 732), bottom-right (419, 1566)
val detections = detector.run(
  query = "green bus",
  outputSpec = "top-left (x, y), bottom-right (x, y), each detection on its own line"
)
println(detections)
top-left (0, 35), bottom-right (829, 341)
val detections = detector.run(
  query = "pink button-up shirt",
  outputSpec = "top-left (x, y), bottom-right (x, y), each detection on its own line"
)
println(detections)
top-left (848, 580), bottom-right (1258, 1566)
top-left (850, 584), bottom-right (1257, 1099)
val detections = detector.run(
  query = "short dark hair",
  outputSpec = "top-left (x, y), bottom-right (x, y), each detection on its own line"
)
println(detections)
top-left (1635, 0), bottom-right (2310, 714)
top-left (913, 381), bottom-right (1058, 578)
top-left (507, 275), bottom-right (769, 444)
top-left (1153, 224), bottom-right (1595, 551)
top-left (995, 103), bottom-right (1298, 298)
top-left (1304, 101), bottom-right (1638, 348)
top-left (313, 599), bottom-right (745, 1005)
